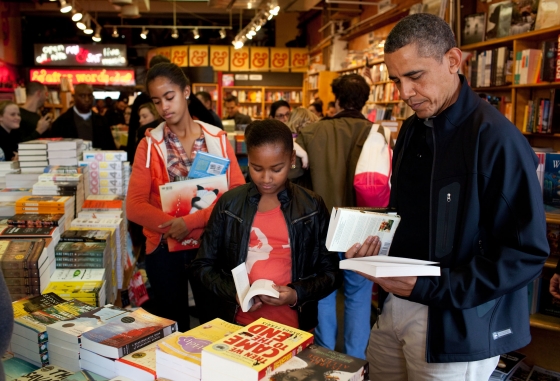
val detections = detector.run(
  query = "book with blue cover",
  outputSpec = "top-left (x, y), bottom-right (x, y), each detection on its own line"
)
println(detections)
top-left (3, 357), bottom-right (39, 380)
top-left (187, 152), bottom-right (230, 179)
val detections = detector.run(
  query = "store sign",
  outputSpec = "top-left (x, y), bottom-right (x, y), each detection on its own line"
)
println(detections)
top-left (171, 46), bottom-right (188, 67)
top-left (30, 68), bottom-right (135, 86)
top-left (270, 48), bottom-right (290, 72)
top-left (290, 48), bottom-right (309, 73)
top-left (210, 46), bottom-right (229, 71)
top-left (34, 44), bottom-right (127, 67)
top-left (250, 47), bottom-right (269, 71)
top-left (230, 47), bottom-right (249, 72)
top-left (189, 46), bottom-right (208, 67)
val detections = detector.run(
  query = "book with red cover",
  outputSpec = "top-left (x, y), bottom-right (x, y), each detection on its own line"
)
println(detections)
top-left (158, 174), bottom-right (228, 252)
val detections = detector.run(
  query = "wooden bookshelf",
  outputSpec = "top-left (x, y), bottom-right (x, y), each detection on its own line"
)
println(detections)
top-left (222, 85), bottom-right (303, 119)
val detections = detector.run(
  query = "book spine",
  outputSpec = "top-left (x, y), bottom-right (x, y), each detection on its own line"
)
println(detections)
top-left (121, 329), bottom-right (167, 357)
top-left (4, 277), bottom-right (40, 286)
top-left (2, 268), bottom-right (40, 278)
top-left (55, 257), bottom-right (104, 262)
top-left (7, 284), bottom-right (40, 295)
top-left (55, 262), bottom-right (104, 268)
top-left (256, 335), bottom-right (315, 380)
top-left (59, 237), bottom-right (107, 242)
top-left (55, 251), bottom-right (105, 257)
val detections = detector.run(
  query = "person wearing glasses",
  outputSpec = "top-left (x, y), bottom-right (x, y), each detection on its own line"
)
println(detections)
top-left (269, 100), bottom-right (291, 123)
top-left (51, 83), bottom-right (116, 150)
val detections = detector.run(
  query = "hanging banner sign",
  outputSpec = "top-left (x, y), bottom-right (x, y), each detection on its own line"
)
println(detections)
top-left (30, 68), bottom-right (135, 86)
top-left (210, 46), bottom-right (229, 71)
top-left (250, 47), bottom-right (269, 71)
top-left (171, 46), bottom-right (188, 67)
top-left (290, 48), bottom-right (309, 73)
top-left (230, 47), bottom-right (249, 71)
top-left (34, 44), bottom-right (127, 67)
top-left (189, 45), bottom-right (208, 67)
top-left (270, 48), bottom-right (290, 72)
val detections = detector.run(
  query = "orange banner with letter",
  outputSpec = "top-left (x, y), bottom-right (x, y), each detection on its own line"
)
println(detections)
top-left (290, 48), bottom-right (308, 72)
top-left (230, 47), bottom-right (249, 71)
top-left (270, 48), bottom-right (290, 72)
top-left (155, 47), bottom-right (172, 61)
top-left (171, 46), bottom-right (188, 67)
top-left (250, 47), bottom-right (269, 71)
top-left (189, 46), bottom-right (208, 67)
top-left (210, 46), bottom-right (229, 71)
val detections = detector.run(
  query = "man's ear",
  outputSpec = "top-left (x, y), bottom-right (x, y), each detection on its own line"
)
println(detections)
top-left (447, 47), bottom-right (462, 74)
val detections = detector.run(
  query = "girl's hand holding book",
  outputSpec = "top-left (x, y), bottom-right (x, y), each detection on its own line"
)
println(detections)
top-left (159, 217), bottom-right (189, 241)
top-left (236, 293), bottom-right (263, 312)
top-left (260, 285), bottom-right (297, 306)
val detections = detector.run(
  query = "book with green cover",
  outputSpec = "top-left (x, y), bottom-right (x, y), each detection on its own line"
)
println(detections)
top-left (2, 357), bottom-right (39, 380)
top-left (59, 230), bottom-right (111, 243)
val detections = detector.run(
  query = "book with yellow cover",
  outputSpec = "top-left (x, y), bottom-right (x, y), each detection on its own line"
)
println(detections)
top-left (43, 280), bottom-right (104, 299)
top-left (156, 318), bottom-right (240, 378)
top-left (16, 196), bottom-right (73, 207)
top-left (201, 318), bottom-right (314, 381)
top-left (11, 293), bottom-right (65, 319)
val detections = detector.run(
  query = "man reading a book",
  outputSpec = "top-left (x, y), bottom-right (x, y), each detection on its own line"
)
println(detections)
top-left (347, 13), bottom-right (549, 381)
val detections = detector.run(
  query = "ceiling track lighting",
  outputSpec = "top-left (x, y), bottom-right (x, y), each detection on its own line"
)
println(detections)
top-left (71, 9), bottom-right (83, 22)
top-left (140, 27), bottom-right (149, 39)
top-left (60, 0), bottom-right (72, 13)
top-left (92, 25), bottom-right (102, 42)
top-left (76, 13), bottom-right (89, 30)
top-left (232, 3), bottom-right (279, 48)
top-left (219, 28), bottom-right (227, 39)
top-left (193, 28), bottom-right (200, 39)
top-left (112, 27), bottom-right (119, 38)
top-left (171, 28), bottom-right (179, 39)
top-left (84, 18), bottom-right (94, 35)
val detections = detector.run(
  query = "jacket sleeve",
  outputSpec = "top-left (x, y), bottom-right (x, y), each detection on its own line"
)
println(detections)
top-left (126, 139), bottom-right (175, 233)
top-left (180, 139), bottom-right (245, 231)
top-left (288, 197), bottom-right (342, 306)
top-left (97, 116), bottom-right (117, 150)
top-left (190, 196), bottom-right (238, 302)
top-left (408, 130), bottom-right (549, 309)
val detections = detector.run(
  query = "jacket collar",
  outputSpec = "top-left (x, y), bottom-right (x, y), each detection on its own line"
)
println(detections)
top-left (247, 181), bottom-right (293, 206)
top-left (322, 109), bottom-right (367, 121)
top-left (432, 75), bottom-right (480, 133)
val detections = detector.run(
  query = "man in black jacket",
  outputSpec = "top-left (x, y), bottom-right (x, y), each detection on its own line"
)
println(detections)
top-left (349, 13), bottom-right (548, 380)
top-left (51, 84), bottom-right (116, 150)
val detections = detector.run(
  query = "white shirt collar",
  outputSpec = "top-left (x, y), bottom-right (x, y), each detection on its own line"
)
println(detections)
top-left (73, 106), bottom-right (92, 120)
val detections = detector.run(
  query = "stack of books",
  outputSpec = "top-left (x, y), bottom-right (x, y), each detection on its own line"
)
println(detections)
top-left (201, 318), bottom-right (314, 381)
top-left (5, 172), bottom-right (42, 188)
top-left (0, 161), bottom-right (20, 188)
top-left (155, 318), bottom-right (240, 381)
top-left (47, 138), bottom-right (84, 167)
top-left (46, 304), bottom-right (128, 372)
top-left (42, 279), bottom-right (106, 308)
top-left (0, 187), bottom-right (33, 202)
top-left (79, 308), bottom-right (178, 379)
top-left (0, 239), bottom-right (46, 300)
top-left (11, 294), bottom-right (96, 366)
top-left (71, 217), bottom-right (125, 290)
top-left (53, 240), bottom-right (109, 269)
top-left (44, 165), bottom-right (91, 200)
top-left (81, 150), bottom-right (128, 196)
top-left (15, 195), bottom-right (75, 223)
top-left (17, 140), bottom-right (49, 173)
top-left (7, 213), bottom-right (67, 233)
top-left (33, 173), bottom-right (85, 216)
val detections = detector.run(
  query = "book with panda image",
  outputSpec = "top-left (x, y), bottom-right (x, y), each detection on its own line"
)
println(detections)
top-left (159, 174), bottom-right (228, 252)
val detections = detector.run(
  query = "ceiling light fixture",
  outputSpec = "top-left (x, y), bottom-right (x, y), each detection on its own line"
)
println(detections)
top-left (171, 28), bottom-right (179, 39)
top-left (140, 27), bottom-right (149, 39)
top-left (270, 5), bottom-right (280, 16)
top-left (171, 1), bottom-right (178, 39)
top-left (71, 9), bottom-right (82, 22)
top-left (233, 40), bottom-right (244, 49)
top-left (76, 14), bottom-right (88, 30)
top-left (193, 28), bottom-right (200, 39)
top-left (112, 27), bottom-right (119, 38)
top-left (219, 28), bottom-right (226, 39)
top-left (60, 0), bottom-right (72, 13)
top-left (84, 19), bottom-right (94, 35)
top-left (92, 26), bottom-right (102, 42)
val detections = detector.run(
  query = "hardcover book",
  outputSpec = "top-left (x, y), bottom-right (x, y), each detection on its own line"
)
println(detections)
top-left (339, 256), bottom-right (441, 278)
top-left (81, 308), bottom-right (178, 359)
top-left (535, 0), bottom-right (560, 30)
top-left (0, 239), bottom-right (45, 271)
top-left (156, 318), bottom-right (240, 378)
top-left (158, 174), bottom-right (228, 252)
top-left (201, 318), bottom-right (314, 381)
top-left (262, 344), bottom-right (369, 381)
top-left (490, 351), bottom-right (526, 381)
top-left (12, 365), bottom-right (74, 381)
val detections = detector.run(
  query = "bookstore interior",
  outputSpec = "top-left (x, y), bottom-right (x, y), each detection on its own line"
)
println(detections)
top-left (1, 0), bottom-right (560, 380)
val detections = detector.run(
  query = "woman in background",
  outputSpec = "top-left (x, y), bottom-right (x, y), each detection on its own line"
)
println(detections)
top-left (269, 100), bottom-right (291, 124)
top-left (0, 100), bottom-right (21, 161)
top-left (136, 102), bottom-right (162, 144)
top-left (308, 102), bottom-right (324, 119)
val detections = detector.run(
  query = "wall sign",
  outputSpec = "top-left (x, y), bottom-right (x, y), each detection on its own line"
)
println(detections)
top-left (34, 44), bottom-right (127, 67)
top-left (30, 68), bottom-right (135, 86)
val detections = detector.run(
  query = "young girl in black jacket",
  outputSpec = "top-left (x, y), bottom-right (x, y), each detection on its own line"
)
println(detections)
top-left (191, 119), bottom-right (341, 330)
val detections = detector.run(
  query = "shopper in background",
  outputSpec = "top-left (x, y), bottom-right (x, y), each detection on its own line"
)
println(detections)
top-left (191, 119), bottom-right (340, 330)
top-left (223, 95), bottom-right (252, 127)
top-left (51, 84), bottom-right (116, 150)
top-left (0, 101), bottom-right (21, 161)
top-left (296, 74), bottom-right (373, 360)
top-left (269, 100), bottom-right (291, 124)
top-left (308, 102), bottom-right (324, 118)
top-left (136, 102), bottom-right (162, 143)
top-left (196, 91), bottom-right (223, 129)
top-left (17, 81), bottom-right (51, 142)
top-left (326, 101), bottom-right (337, 118)
top-left (94, 99), bottom-right (107, 116)
top-left (124, 106), bottom-right (132, 126)
top-left (105, 93), bottom-right (128, 127)
top-left (287, 107), bottom-right (319, 136)
top-left (346, 14), bottom-right (548, 380)
top-left (126, 62), bottom-right (245, 331)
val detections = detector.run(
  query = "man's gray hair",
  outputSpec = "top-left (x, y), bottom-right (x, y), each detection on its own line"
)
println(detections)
top-left (384, 13), bottom-right (457, 62)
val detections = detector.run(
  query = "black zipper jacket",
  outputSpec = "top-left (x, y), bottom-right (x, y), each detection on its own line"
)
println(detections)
top-left (191, 181), bottom-right (342, 331)
top-left (383, 75), bottom-right (549, 362)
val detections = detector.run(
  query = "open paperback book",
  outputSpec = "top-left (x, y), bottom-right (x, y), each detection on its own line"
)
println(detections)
top-left (231, 262), bottom-right (279, 312)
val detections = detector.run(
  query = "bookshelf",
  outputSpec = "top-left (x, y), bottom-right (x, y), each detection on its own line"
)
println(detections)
top-left (303, 71), bottom-right (338, 107)
top-left (222, 85), bottom-right (303, 120)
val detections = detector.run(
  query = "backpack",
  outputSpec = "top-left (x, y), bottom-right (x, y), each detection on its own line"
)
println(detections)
top-left (354, 124), bottom-right (393, 207)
